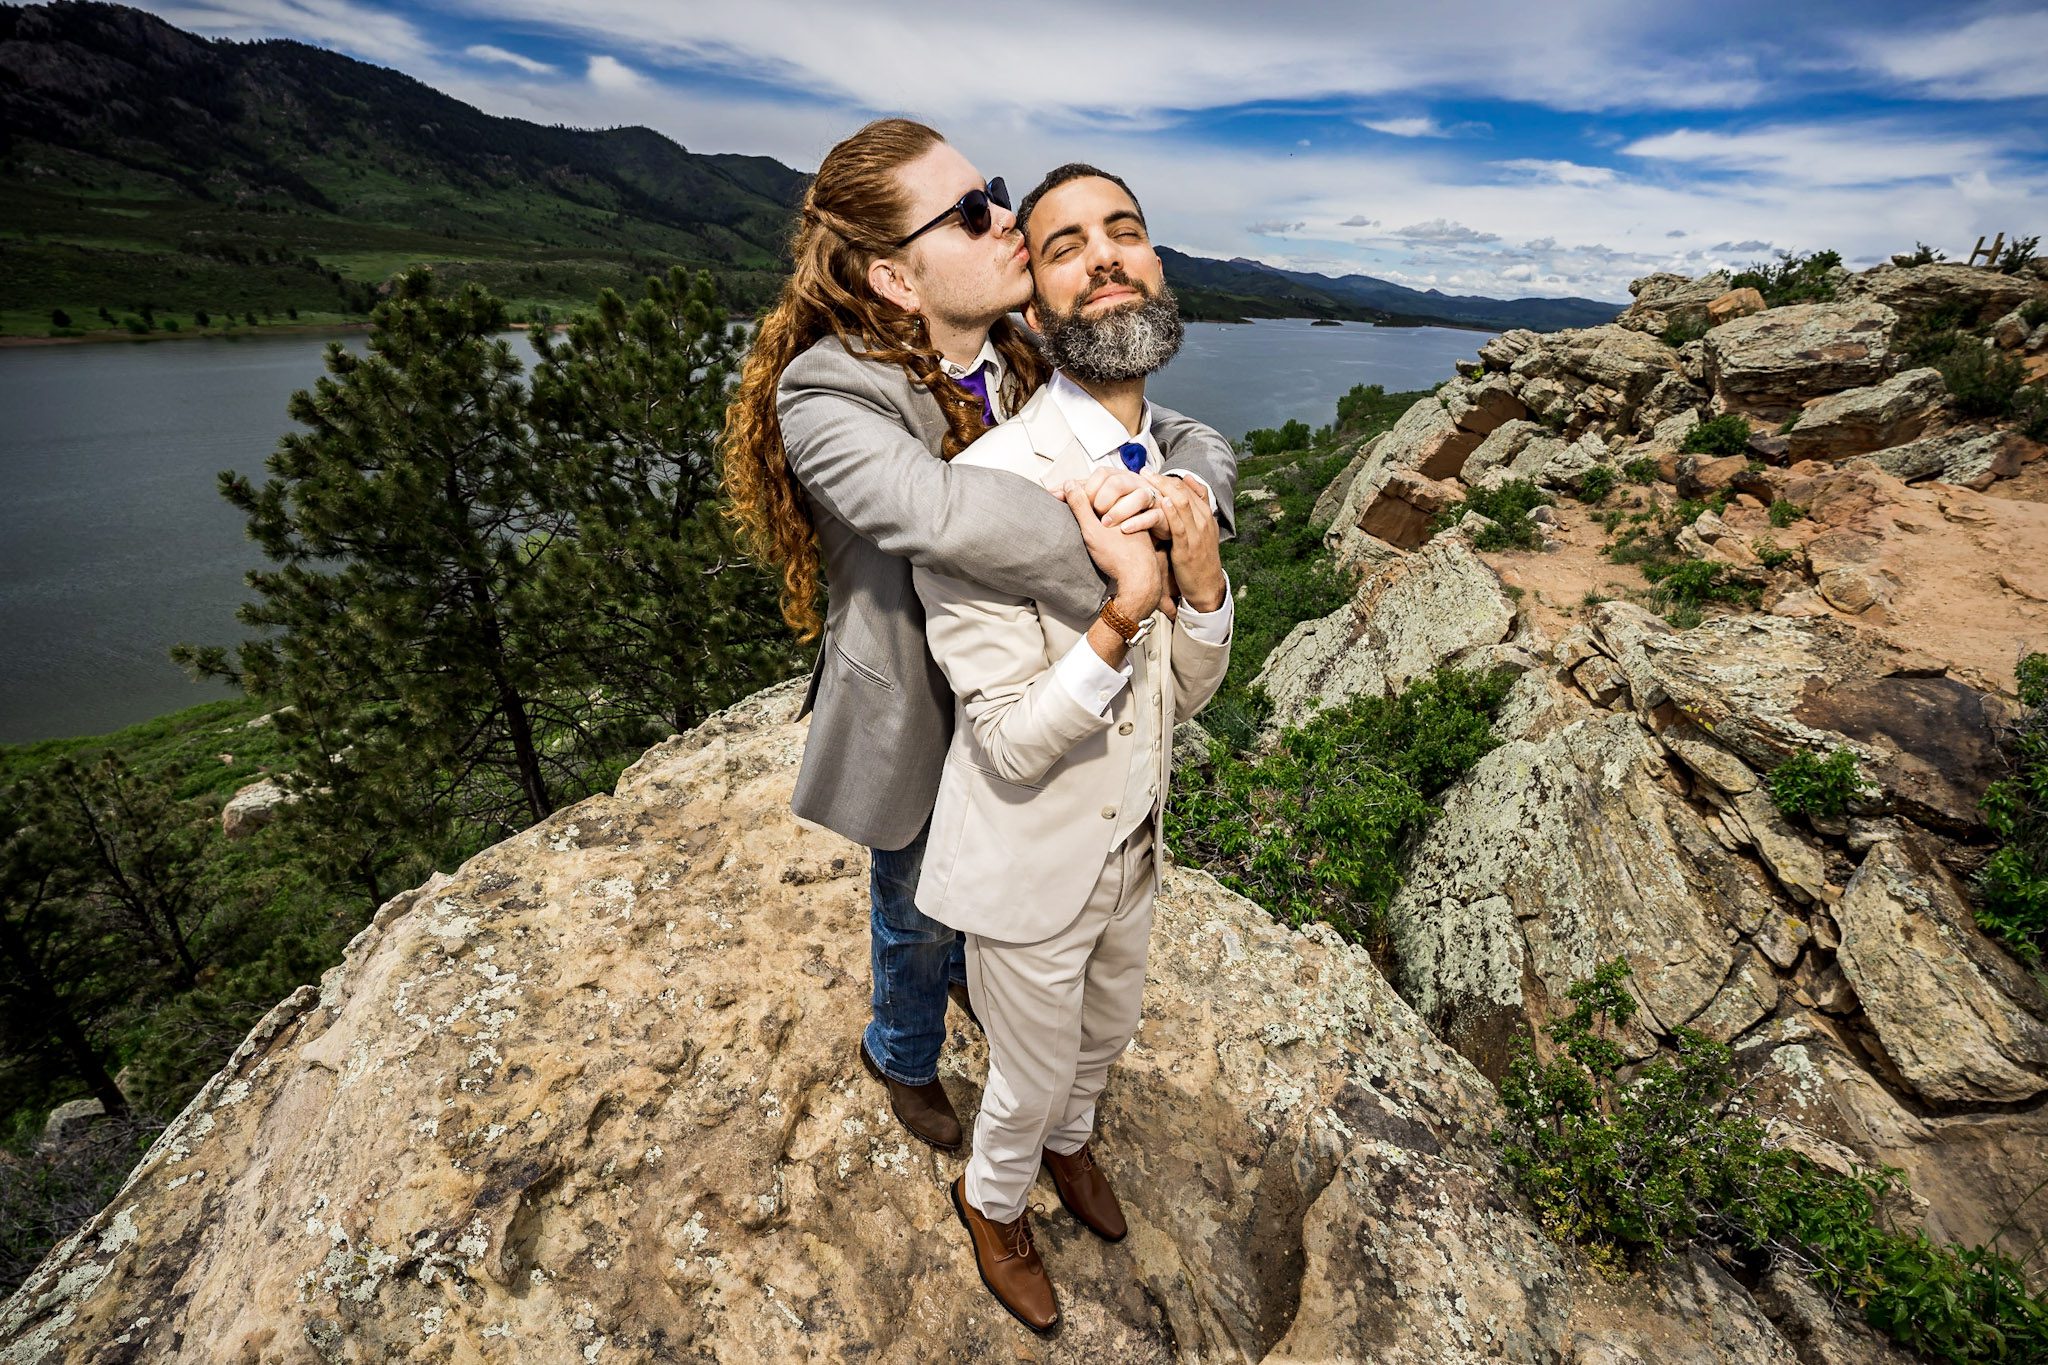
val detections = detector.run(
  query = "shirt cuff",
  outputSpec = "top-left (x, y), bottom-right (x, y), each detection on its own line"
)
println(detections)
top-left (1162, 467), bottom-right (1217, 513)
top-left (1053, 634), bottom-right (1132, 717)
top-left (1177, 575), bottom-right (1234, 645)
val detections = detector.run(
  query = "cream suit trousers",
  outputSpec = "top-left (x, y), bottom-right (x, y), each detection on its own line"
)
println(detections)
top-left (962, 827), bottom-right (1156, 1224)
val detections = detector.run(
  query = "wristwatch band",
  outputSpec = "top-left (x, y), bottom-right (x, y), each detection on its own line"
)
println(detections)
top-left (1099, 596), bottom-right (1145, 644)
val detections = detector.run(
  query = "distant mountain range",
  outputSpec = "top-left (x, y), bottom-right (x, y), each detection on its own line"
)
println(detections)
top-left (1160, 248), bottom-right (1619, 331)
top-left (0, 1), bottom-right (1618, 338)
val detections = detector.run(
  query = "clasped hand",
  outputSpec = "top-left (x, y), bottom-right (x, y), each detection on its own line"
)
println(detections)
top-left (1056, 468), bottom-right (1226, 619)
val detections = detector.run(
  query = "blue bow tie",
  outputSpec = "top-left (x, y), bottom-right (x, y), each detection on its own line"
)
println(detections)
top-left (1117, 442), bottom-right (1147, 473)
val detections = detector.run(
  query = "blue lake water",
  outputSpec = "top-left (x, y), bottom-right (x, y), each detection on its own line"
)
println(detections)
top-left (0, 318), bottom-right (1491, 744)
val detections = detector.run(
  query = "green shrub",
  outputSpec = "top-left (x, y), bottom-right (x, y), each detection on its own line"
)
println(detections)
top-left (1768, 500), bottom-right (1807, 528)
top-left (1994, 234), bottom-right (2039, 276)
top-left (1767, 747), bottom-right (1873, 819)
top-left (1974, 653), bottom-right (2048, 966)
top-left (1752, 539), bottom-right (1796, 571)
top-left (1244, 418), bottom-right (1314, 457)
top-left (1660, 316), bottom-right (1709, 347)
top-left (1680, 413), bottom-right (1753, 456)
top-left (1621, 457), bottom-right (1661, 485)
top-left (1500, 959), bottom-right (2048, 1360)
top-left (1576, 466), bottom-right (1617, 503)
top-left (1731, 249), bottom-right (1842, 307)
top-left (1902, 241), bottom-right (1945, 266)
top-left (121, 315), bottom-right (150, 335)
top-left (49, 308), bottom-right (70, 328)
top-left (2014, 385), bottom-right (2048, 442)
top-left (1167, 666), bottom-right (1515, 948)
top-left (1937, 342), bottom-right (2026, 420)
top-left (1431, 478), bottom-right (1553, 551)
top-left (2021, 300), bottom-right (2048, 329)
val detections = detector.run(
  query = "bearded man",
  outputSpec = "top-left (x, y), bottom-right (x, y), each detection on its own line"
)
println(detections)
top-left (910, 163), bottom-right (1232, 1335)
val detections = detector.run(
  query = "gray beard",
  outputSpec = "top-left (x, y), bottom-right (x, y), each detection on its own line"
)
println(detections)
top-left (1037, 283), bottom-right (1185, 383)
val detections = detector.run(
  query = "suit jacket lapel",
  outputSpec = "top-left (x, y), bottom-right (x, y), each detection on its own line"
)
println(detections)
top-left (1016, 387), bottom-right (1094, 486)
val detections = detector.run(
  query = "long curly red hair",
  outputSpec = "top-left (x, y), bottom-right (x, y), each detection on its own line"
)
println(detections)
top-left (721, 118), bottom-right (1047, 640)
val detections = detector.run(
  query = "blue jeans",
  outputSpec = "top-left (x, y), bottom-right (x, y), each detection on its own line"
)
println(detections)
top-left (862, 819), bottom-right (967, 1086)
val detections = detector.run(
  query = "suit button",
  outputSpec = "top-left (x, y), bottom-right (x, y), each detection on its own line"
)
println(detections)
top-left (1101, 806), bottom-right (1117, 820)
top-left (1118, 721), bottom-right (1134, 735)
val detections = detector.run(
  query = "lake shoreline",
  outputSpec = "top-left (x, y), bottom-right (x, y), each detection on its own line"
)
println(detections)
top-left (0, 319), bottom-right (593, 350)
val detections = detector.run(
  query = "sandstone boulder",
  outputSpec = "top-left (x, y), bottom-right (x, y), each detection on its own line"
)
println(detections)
top-left (1708, 287), bottom-right (1767, 326)
top-left (1372, 396), bottom-right (1485, 482)
top-left (1308, 434), bottom-right (1379, 529)
top-left (1440, 375), bottom-right (1528, 436)
top-left (1618, 271), bottom-right (1733, 336)
top-left (1838, 262), bottom-right (2046, 327)
top-left (1256, 536), bottom-right (1517, 730)
top-left (1833, 834), bottom-right (2048, 1105)
top-left (1701, 302), bottom-right (1900, 420)
top-left (221, 777), bottom-right (296, 840)
top-left (1784, 368), bottom-right (1947, 462)
top-left (1353, 468), bottom-right (1461, 549)
top-left (1859, 428), bottom-right (2024, 490)
top-left (0, 682), bottom-right (1854, 1365)
top-left (1506, 325), bottom-right (1681, 434)
top-left (1460, 418), bottom-right (1545, 482)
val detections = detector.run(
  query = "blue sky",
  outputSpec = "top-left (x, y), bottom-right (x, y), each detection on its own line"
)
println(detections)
top-left (118, 0), bottom-right (2048, 302)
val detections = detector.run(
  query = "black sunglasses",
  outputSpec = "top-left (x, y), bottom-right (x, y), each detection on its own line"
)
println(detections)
top-left (895, 177), bottom-right (1010, 248)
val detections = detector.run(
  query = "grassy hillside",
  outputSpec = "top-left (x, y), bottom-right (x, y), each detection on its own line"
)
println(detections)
top-left (0, 2), bottom-right (803, 337)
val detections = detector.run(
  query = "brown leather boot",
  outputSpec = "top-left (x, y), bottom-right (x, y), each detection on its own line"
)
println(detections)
top-left (951, 1176), bottom-right (1059, 1334)
top-left (947, 981), bottom-right (981, 1032)
top-left (1042, 1143), bottom-right (1127, 1242)
top-left (859, 1039), bottom-right (961, 1151)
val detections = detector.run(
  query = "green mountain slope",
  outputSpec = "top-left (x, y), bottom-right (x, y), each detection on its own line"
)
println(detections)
top-left (0, 1), bottom-right (805, 334)
top-left (1160, 247), bottom-right (1619, 331)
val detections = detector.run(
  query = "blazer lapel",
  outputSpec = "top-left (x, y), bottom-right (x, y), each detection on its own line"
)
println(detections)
top-left (1015, 387), bottom-right (1095, 487)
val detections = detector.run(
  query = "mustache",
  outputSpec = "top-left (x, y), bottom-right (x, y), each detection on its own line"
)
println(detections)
top-left (1080, 264), bottom-right (1151, 303)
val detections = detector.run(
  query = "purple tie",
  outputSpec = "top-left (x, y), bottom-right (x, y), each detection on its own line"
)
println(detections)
top-left (1118, 442), bottom-right (1147, 473)
top-left (953, 362), bottom-right (995, 426)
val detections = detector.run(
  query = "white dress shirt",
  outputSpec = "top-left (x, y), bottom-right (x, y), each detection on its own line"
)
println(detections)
top-left (940, 336), bottom-right (1010, 421)
top-left (1039, 372), bottom-right (1235, 715)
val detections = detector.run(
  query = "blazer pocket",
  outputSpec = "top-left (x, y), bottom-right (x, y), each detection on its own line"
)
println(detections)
top-left (831, 639), bottom-right (895, 691)
top-left (950, 752), bottom-right (1045, 792)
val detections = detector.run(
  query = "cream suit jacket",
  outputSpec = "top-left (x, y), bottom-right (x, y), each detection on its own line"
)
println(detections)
top-left (910, 385), bottom-right (1232, 945)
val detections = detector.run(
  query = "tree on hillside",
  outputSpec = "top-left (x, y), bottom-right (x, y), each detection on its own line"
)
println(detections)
top-left (28, 756), bottom-right (214, 994)
top-left (0, 783), bottom-right (133, 1121)
top-left (527, 268), bottom-right (800, 739)
top-left (174, 268), bottom-right (583, 848)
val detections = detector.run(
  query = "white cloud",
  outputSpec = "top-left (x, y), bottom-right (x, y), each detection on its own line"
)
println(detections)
top-left (1339, 215), bottom-right (1378, 227)
top-left (464, 43), bottom-right (555, 75)
top-left (1495, 158), bottom-right (1618, 186)
top-left (144, 0), bottom-right (427, 66)
top-left (1247, 220), bottom-right (1306, 235)
top-left (1361, 117), bottom-right (1451, 138)
top-left (1848, 9), bottom-right (2048, 101)
top-left (586, 54), bottom-right (645, 92)
top-left (1622, 120), bottom-right (2006, 187)
top-left (1394, 219), bottom-right (1503, 244)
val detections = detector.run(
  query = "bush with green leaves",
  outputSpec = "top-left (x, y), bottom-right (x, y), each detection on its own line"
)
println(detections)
top-left (1767, 747), bottom-right (1873, 819)
top-left (1769, 499), bottom-right (1808, 528)
top-left (1752, 539), bottom-right (1796, 571)
top-left (1500, 959), bottom-right (2048, 1361)
top-left (1660, 316), bottom-right (1710, 347)
top-left (1621, 457), bottom-right (1661, 485)
top-left (1902, 241), bottom-right (1945, 266)
top-left (2021, 299), bottom-right (2048, 329)
top-left (1243, 418), bottom-right (1314, 457)
top-left (1430, 478), bottom-right (1553, 551)
top-left (1167, 666), bottom-right (1515, 948)
top-left (1680, 413), bottom-right (1753, 456)
top-left (1937, 341), bottom-right (2026, 420)
top-left (2014, 384), bottom-right (2048, 442)
top-left (1974, 653), bottom-right (2048, 966)
top-left (1576, 466), bottom-right (1617, 503)
top-left (1731, 248), bottom-right (1842, 306)
top-left (1993, 234), bottom-right (2039, 276)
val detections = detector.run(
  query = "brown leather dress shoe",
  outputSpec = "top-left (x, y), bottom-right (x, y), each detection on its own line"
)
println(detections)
top-left (1042, 1144), bottom-right (1127, 1242)
top-left (859, 1039), bottom-right (961, 1151)
top-left (952, 1175), bottom-right (1059, 1334)
top-left (947, 981), bottom-right (982, 1032)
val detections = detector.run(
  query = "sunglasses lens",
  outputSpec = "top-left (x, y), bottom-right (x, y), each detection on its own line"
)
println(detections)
top-left (987, 177), bottom-right (1010, 210)
top-left (961, 189), bottom-right (993, 237)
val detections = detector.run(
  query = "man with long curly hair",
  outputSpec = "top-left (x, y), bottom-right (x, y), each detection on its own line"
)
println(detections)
top-left (721, 120), bottom-right (1235, 1155)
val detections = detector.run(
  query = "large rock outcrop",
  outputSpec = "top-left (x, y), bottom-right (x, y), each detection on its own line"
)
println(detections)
top-left (3, 682), bottom-right (1864, 1364)
top-left (1701, 302), bottom-right (1900, 420)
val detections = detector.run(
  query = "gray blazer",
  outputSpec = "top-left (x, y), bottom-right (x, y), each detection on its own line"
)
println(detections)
top-left (774, 334), bottom-right (1238, 851)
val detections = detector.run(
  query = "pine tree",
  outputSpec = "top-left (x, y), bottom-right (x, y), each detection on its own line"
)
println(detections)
top-left (528, 268), bottom-right (799, 739)
top-left (175, 268), bottom-right (583, 854)
top-left (0, 781), bottom-right (133, 1120)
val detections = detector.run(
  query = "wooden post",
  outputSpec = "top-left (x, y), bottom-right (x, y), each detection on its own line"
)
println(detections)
top-left (1967, 232), bottom-right (2004, 268)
